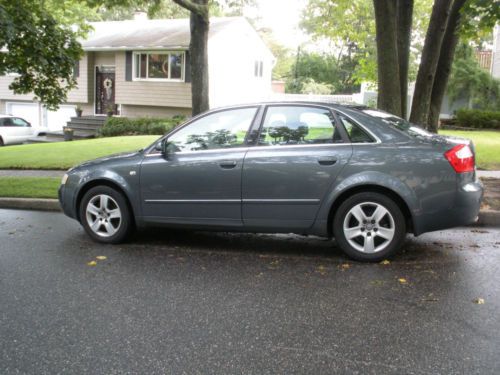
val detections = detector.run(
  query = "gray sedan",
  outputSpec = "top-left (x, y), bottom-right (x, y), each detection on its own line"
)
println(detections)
top-left (59, 102), bottom-right (483, 261)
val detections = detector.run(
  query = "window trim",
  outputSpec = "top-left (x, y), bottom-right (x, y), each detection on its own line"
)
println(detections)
top-left (132, 50), bottom-right (186, 82)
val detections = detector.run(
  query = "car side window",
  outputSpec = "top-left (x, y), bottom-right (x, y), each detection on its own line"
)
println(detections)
top-left (258, 106), bottom-right (342, 146)
top-left (1, 118), bottom-right (13, 126)
top-left (167, 107), bottom-right (257, 152)
top-left (337, 113), bottom-right (374, 143)
top-left (11, 118), bottom-right (30, 127)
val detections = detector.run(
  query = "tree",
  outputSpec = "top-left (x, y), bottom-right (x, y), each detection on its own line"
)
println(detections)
top-left (172, 0), bottom-right (210, 115)
top-left (0, 1), bottom-right (89, 109)
top-left (409, 0), bottom-right (453, 126)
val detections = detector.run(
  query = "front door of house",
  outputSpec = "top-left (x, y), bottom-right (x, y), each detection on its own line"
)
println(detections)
top-left (95, 66), bottom-right (116, 115)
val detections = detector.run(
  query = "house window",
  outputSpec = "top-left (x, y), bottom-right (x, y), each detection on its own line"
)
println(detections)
top-left (133, 51), bottom-right (185, 81)
top-left (254, 60), bottom-right (263, 78)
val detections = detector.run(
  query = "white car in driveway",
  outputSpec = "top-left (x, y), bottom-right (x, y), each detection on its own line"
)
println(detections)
top-left (0, 115), bottom-right (37, 146)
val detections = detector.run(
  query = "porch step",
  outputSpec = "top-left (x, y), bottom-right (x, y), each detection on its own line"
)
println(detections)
top-left (65, 116), bottom-right (108, 137)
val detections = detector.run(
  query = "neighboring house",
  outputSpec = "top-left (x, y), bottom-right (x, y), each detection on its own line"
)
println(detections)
top-left (0, 16), bottom-right (274, 132)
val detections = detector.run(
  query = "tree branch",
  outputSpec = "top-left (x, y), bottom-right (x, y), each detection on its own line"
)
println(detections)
top-left (172, 0), bottom-right (208, 19)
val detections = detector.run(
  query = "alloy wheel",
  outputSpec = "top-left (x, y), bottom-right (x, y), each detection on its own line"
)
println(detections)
top-left (85, 194), bottom-right (122, 238)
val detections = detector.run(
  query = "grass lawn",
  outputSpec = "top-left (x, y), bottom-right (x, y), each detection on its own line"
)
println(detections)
top-left (440, 130), bottom-right (500, 170)
top-left (0, 177), bottom-right (60, 199)
top-left (0, 135), bottom-right (159, 170)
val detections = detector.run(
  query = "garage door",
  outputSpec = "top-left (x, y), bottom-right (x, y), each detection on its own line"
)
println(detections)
top-left (46, 105), bottom-right (76, 132)
top-left (6, 102), bottom-right (40, 128)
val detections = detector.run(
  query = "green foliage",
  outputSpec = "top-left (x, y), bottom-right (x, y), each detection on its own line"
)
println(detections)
top-left (99, 116), bottom-right (186, 137)
top-left (454, 109), bottom-right (500, 130)
top-left (287, 52), bottom-right (361, 94)
top-left (0, 0), bottom-right (85, 109)
top-left (448, 43), bottom-right (500, 111)
top-left (460, 0), bottom-right (500, 44)
top-left (300, 0), bottom-right (433, 83)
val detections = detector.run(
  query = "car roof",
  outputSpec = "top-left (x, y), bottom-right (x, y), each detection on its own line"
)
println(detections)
top-left (209, 101), bottom-right (371, 112)
top-left (0, 114), bottom-right (15, 118)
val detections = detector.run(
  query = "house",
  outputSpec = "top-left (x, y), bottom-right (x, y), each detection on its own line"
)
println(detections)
top-left (0, 15), bottom-right (274, 132)
top-left (492, 24), bottom-right (500, 79)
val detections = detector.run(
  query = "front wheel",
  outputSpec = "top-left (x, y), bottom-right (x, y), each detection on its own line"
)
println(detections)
top-left (333, 192), bottom-right (406, 262)
top-left (79, 186), bottom-right (133, 244)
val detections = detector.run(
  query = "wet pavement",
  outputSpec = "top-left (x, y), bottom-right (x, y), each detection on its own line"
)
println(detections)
top-left (0, 209), bottom-right (499, 374)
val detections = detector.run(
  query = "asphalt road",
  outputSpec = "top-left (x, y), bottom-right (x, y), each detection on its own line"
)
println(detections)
top-left (1, 209), bottom-right (499, 374)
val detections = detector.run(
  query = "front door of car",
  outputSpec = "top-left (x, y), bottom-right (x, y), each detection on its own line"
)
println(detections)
top-left (242, 105), bottom-right (353, 231)
top-left (140, 106), bottom-right (259, 227)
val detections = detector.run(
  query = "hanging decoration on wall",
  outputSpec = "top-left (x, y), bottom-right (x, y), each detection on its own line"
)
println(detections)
top-left (103, 78), bottom-right (113, 100)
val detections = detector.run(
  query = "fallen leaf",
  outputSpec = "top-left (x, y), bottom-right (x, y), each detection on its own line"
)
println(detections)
top-left (269, 260), bottom-right (280, 266)
top-left (87, 261), bottom-right (97, 266)
top-left (316, 265), bottom-right (327, 275)
top-left (473, 298), bottom-right (485, 305)
top-left (398, 278), bottom-right (408, 284)
top-left (96, 256), bottom-right (107, 260)
top-left (470, 244), bottom-right (480, 248)
top-left (471, 229), bottom-right (489, 233)
top-left (340, 263), bottom-right (351, 270)
top-left (380, 259), bottom-right (391, 265)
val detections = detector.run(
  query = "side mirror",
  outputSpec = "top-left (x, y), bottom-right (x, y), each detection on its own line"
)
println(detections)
top-left (155, 139), bottom-right (174, 159)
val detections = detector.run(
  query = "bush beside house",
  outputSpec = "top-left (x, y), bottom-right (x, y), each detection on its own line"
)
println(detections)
top-left (454, 109), bottom-right (500, 130)
top-left (99, 116), bottom-right (186, 137)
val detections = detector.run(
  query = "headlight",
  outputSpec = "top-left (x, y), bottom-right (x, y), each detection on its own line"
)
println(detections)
top-left (61, 174), bottom-right (69, 185)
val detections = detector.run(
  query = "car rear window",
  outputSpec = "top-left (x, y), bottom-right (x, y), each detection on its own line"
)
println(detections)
top-left (362, 109), bottom-right (433, 138)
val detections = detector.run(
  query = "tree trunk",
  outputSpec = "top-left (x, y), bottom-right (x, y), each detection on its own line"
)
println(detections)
top-left (427, 0), bottom-right (467, 132)
top-left (409, 0), bottom-right (453, 128)
top-left (373, 0), bottom-right (402, 116)
top-left (189, 7), bottom-right (209, 115)
top-left (396, 0), bottom-right (413, 119)
top-left (172, 0), bottom-right (210, 116)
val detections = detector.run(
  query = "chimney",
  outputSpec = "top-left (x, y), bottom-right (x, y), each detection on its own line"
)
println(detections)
top-left (133, 11), bottom-right (148, 21)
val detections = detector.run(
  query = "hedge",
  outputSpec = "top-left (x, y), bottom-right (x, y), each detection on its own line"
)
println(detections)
top-left (99, 116), bottom-right (186, 137)
top-left (455, 109), bottom-right (500, 130)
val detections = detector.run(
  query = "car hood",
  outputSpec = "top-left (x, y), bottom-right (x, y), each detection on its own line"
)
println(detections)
top-left (71, 151), bottom-right (142, 171)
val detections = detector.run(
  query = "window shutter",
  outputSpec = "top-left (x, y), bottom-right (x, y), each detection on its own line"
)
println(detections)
top-left (185, 51), bottom-right (191, 83)
top-left (125, 51), bottom-right (133, 81)
top-left (73, 60), bottom-right (80, 78)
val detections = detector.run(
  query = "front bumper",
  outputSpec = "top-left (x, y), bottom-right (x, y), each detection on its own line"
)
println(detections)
top-left (414, 179), bottom-right (484, 235)
top-left (58, 184), bottom-right (76, 219)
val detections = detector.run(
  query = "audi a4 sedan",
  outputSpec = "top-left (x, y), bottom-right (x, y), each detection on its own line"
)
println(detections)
top-left (59, 102), bottom-right (483, 261)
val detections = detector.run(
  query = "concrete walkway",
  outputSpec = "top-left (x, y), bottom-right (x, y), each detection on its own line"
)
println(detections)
top-left (0, 170), bottom-right (65, 178)
top-left (477, 170), bottom-right (500, 179)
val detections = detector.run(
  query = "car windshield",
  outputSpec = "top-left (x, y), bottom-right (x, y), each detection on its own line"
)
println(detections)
top-left (362, 109), bottom-right (433, 137)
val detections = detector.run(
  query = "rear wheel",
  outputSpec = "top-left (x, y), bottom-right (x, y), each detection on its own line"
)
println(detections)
top-left (79, 186), bottom-right (133, 244)
top-left (333, 192), bottom-right (406, 262)
top-left (0, 137), bottom-right (4, 146)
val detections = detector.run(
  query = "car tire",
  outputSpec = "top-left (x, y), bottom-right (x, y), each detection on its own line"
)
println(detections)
top-left (0, 137), bottom-right (4, 146)
top-left (79, 186), bottom-right (133, 244)
top-left (333, 192), bottom-right (406, 262)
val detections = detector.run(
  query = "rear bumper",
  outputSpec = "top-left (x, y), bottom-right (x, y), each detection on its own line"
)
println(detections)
top-left (413, 179), bottom-right (483, 235)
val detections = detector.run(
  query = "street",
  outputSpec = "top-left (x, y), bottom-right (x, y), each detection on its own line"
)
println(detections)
top-left (1, 209), bottom-right (499, 374)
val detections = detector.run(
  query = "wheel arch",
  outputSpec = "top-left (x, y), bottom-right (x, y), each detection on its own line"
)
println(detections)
top-left (75, 178), bottom-right (136, 225)
top-left (326, 184), bottom-right (414, 237)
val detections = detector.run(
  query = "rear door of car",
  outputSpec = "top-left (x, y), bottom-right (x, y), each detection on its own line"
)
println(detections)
top-left (241, 104), bottom-right (353, 231)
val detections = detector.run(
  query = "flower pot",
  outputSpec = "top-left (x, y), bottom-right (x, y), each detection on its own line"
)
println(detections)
top-left (63, 128), bottom-right (74, 141)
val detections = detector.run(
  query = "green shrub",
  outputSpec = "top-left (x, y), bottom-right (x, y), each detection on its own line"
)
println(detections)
top-left (99, 116), bottom-right (186, 137)
top-left (455, 109), bottom-right (500, 130)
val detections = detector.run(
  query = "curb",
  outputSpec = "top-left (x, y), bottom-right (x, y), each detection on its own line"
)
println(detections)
top-left (0, 198), bottom-right (61, 212)
top-left (0, 198), bottom-right (499, 227)
top-left (476, 209), bottom-right (500, 227)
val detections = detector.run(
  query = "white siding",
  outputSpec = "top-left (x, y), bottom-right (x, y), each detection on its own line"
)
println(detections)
top-left (492, 25), bottom-right (500, 78)
top-left (208, 18), bottom-right (274, 108)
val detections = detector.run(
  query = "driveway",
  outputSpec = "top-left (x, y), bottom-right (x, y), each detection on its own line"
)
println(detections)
top-left (1, 209), bottom-right (499, 374)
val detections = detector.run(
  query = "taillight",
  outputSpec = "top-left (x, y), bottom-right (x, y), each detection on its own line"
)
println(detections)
top-left (444, 144), bottom-right (475, 173)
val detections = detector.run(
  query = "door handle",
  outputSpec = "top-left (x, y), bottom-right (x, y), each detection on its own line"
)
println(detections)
top-left (219, 160), bottom-right (237, 169)
top-left (317, 157), bottom-right (338, 166)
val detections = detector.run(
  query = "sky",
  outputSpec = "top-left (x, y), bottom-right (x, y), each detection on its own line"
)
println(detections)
top-left (243, 0), bottom-right (309, 48)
